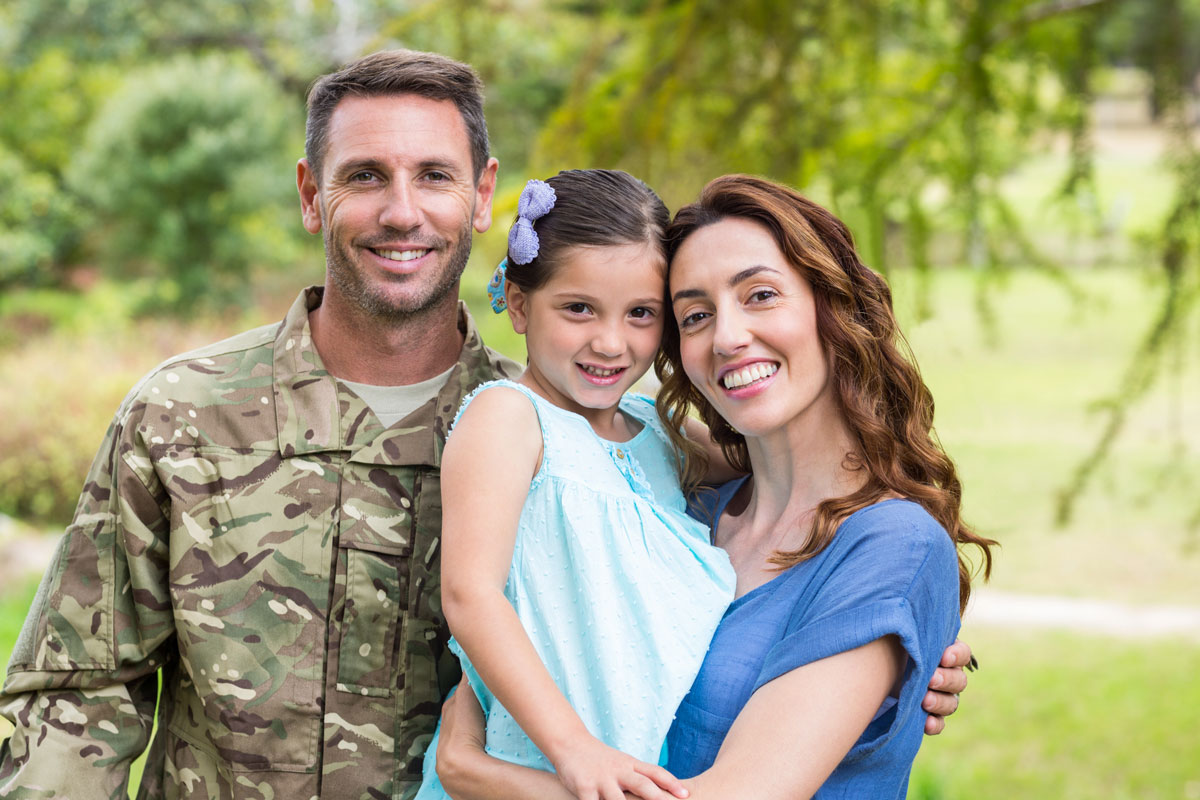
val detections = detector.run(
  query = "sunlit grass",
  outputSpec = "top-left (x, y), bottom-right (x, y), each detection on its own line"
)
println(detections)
top-left (910, 625), bottom-right (1200, 800)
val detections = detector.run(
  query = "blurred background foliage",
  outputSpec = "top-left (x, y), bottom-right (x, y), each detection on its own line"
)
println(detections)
top-left (1, 1), bottom-right (1199, 795)
top-left (2, 0), bottom-right (1196, 523)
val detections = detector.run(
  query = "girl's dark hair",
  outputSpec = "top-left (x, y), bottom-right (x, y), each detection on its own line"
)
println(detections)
top-left (504, 169), bottom-right (670, 291)
top-left (654, 174), bottom-right (995, 612)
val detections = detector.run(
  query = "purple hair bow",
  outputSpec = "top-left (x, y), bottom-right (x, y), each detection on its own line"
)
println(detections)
top-left (507, 179), bottom-right (556, 264)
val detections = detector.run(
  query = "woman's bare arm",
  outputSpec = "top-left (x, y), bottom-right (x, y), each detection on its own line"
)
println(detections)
top-left (681, 636), bottom-right (904, 799)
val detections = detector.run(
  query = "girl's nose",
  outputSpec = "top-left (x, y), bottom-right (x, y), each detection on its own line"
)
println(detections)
top-left (591, 322), bottom-right (626, 358)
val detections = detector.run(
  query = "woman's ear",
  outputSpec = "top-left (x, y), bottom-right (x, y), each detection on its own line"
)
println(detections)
top-left (506, 282), bottom-right (529, 334)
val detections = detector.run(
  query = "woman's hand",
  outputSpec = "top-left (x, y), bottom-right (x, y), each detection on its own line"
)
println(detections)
top-left (436, 679), bottom-right (490, 791)
top-left (923, 639), bottom-right (974, 734)
top-left (552, 736), bottom-right (688, 800)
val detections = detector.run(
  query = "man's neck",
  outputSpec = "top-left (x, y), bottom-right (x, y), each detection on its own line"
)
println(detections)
top-left (308, 288), bottom-right (466, 386)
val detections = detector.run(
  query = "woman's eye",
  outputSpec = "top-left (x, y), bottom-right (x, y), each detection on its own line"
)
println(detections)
top-left (678, 311), bottom-right (709, 329)
top-left (749, 289), bottom-right (778, 303)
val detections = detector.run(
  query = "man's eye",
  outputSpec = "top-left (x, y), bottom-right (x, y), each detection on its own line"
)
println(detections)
top-left (426, 171), bottom-right (450, 182)
top-left (351, 171), bottom-right (376, 182)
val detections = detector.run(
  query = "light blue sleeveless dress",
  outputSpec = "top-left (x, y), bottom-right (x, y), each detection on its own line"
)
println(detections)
top-left (415, 380), bottom-right (735, 798)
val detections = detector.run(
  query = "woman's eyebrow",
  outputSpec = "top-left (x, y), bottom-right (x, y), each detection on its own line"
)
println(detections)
top-left (729, 265), bottom-right (780, 285)
top-left (671, 287), bottom-right (705, 303)
top-left (671, 265), bottom-right (781, 303)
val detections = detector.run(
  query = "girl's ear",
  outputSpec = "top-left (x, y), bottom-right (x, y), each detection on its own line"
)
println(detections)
top-left (506, 282), bottom-right (529, 334)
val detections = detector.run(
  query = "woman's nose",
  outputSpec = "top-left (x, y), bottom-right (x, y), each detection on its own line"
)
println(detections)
top-left (712, 309), bottom-right (751, 356)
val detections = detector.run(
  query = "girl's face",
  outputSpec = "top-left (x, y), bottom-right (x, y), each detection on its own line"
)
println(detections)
top-left (507, 241), bottom-right (666, 425)
top-left (669, 216), bottom-right (836, 440)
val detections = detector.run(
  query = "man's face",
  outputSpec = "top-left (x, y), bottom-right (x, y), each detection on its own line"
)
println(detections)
top-left (297, 94), bottom-right (498, 320)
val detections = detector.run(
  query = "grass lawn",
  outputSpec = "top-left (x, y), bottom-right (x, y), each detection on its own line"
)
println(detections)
top-left (910, 624), bottom-right (1200, 800)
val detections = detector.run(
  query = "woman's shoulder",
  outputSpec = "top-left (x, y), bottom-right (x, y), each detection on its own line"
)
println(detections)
top-left (833, 499), bottom-right (957, 579)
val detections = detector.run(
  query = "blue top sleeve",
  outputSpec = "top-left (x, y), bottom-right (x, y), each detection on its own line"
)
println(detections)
top-left (755, 500), bottom-right (960, 755)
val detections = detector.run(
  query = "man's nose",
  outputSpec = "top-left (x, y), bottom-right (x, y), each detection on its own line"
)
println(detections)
top-left (379, 181), bottom-right (423, 231)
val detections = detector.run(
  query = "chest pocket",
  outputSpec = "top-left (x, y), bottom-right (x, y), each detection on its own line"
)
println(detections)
top-left (333, 465), bottom-right (419, 696)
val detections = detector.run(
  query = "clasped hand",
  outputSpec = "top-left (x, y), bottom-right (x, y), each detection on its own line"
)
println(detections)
top-left (551, 735), bottom-right (688, 800)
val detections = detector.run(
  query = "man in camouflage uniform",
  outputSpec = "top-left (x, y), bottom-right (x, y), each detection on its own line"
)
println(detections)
top-left (0, 50), bottom-right (518, 799)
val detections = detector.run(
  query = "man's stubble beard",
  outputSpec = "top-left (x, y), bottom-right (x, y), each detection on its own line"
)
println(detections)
top-left (323, 218), bottom-right (474, 323)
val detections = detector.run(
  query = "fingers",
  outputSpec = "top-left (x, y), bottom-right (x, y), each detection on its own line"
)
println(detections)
top-left (924, 712), bottom-right (946, 736)
top-left (922, 687), bottom-right (960, 718)
top-left (929, 664), bottom-right (969, 695)
top-left (633, 763), bottom-right (688, 799)
top-left (939, 639), bottom-right (973, 669)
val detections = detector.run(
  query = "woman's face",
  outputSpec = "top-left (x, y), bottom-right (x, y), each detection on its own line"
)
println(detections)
top-left (669, 216), bottom-right (836, 440)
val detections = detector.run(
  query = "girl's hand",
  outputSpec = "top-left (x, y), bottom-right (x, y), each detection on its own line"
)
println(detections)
top-left (553, 736), bottom-right (688, 800)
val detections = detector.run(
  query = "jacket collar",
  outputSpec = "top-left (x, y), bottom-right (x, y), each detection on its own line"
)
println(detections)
top-left (272, 286), bottom-right (504, 467)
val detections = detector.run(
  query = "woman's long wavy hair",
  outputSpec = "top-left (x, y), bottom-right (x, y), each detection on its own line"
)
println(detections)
top-left (655, 175), bottom-right (994, 611)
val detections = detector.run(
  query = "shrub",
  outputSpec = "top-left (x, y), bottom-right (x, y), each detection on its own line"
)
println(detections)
top-left (69, 55), bottom-right (301, 313)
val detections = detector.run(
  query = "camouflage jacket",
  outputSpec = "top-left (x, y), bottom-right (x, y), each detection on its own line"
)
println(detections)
top-left (0, 287), bottom-right (520, 800)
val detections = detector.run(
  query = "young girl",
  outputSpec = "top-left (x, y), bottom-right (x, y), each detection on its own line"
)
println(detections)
top-left (415, 170), bottom-right (737, 800)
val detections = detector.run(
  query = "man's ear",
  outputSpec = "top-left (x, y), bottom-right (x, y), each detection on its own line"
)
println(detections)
top-left (297, 158), bottom-right (323, 234)
top-left (472, 157), bottom-right (500, 234)
top-left (506, 281), bottom-right (529, 334)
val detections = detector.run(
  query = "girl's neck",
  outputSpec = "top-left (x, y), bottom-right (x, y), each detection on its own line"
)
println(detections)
top-left (516, 370), bottom-right (640, 442)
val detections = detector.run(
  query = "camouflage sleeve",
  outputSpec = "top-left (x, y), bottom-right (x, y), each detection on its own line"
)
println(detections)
top-left (0, 402), bottom-right (174, 798)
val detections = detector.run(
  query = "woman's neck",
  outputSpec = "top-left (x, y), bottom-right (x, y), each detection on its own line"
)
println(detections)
top-left (736, 404), bottom-right (865, 553)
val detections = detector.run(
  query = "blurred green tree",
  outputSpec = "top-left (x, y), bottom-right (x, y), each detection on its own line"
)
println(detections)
top-left (68, 55), bottom-right (300, 311)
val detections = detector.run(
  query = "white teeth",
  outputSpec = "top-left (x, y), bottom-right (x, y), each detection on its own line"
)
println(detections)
top-left (582, 365), bottom-right (621, 377)
top-left (722, 363), bottom-right (778, 389)
top-left (375, 248), bottom-right (430, 262)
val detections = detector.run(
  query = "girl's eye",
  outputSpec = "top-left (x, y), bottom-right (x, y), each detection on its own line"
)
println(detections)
top-left (566, 303), bottom-right (591, 314)
top-left (629, 306), bottom-right (656, 320)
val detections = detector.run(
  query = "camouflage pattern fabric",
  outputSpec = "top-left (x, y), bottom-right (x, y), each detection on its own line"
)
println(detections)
top-left (0, 287), bottom-right (520, 799)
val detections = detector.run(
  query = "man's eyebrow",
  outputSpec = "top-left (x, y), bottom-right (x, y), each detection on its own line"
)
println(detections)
top-left (333, 158), bottom-right (385, 177)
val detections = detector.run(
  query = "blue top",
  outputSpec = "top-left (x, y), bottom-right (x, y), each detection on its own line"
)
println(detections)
top-left (666, 477), bottom-right (960, 798)
top-left (416, 382), bottom-right (735, 798)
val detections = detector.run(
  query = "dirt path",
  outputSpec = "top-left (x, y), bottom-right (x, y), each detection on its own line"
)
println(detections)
top-left (966, 588), bottom-right (1200, 642)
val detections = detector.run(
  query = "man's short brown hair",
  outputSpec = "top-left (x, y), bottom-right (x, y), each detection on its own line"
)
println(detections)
top-left (305, 49), bottom-right (490, 183)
